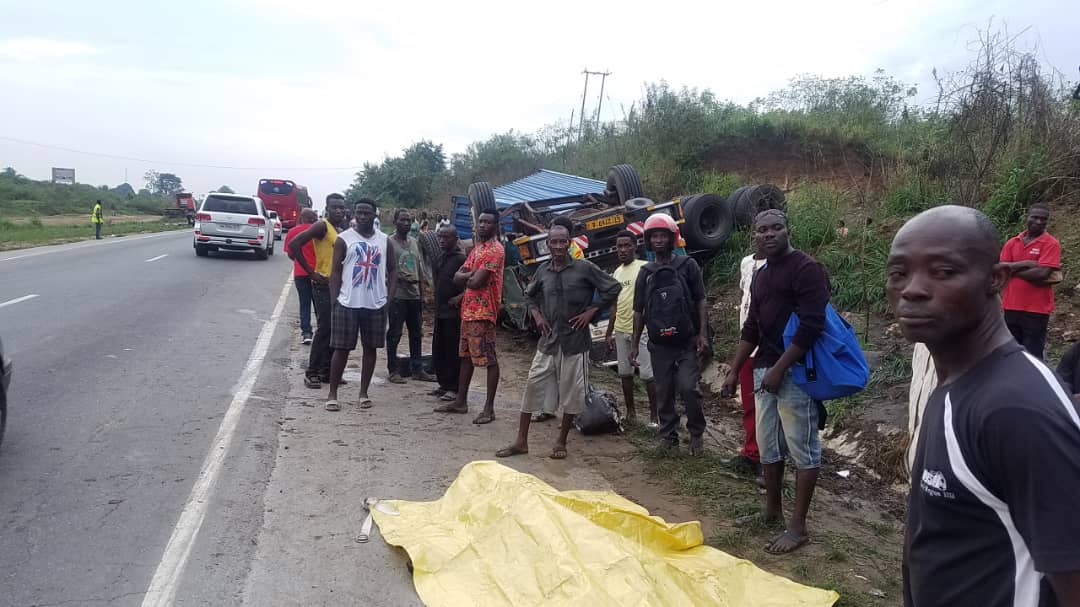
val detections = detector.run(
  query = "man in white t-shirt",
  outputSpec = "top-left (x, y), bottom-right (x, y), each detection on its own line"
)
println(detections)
top-left (728, 247), bottom-right (766, 478)
top-left (605, 230), bottom-right (658, 425)
top-left (326, 198), bottom-right (397, 411)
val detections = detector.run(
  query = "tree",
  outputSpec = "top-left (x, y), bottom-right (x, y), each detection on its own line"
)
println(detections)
top-left (143, 170), bottom-right (184, 195)
top-left (157, 173), bottom-right (184, 195)
top-left (216, 185), bottom-right (235, 193)
top-left (345, 140), bottom-right (448, 207)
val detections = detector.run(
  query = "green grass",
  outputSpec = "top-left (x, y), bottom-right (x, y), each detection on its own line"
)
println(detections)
top-left (0, 218), bottom-right (187, 249)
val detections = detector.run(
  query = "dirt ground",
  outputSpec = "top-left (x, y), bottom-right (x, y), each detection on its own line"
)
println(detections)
top-left (7, 214), bottom-right (163, 225)
top-left (492, 329), bottom-right (905, 606)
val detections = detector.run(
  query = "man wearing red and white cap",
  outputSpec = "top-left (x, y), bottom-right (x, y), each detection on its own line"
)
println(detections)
top-left (630, 213), bottom-right (710, 456)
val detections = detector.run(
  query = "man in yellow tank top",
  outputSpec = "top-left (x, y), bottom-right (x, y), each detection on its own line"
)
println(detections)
top-left (289, 194), bottom-right (347, 389)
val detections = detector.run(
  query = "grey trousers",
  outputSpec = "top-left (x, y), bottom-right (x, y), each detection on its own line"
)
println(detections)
top-left (650, 341), bottom-right (705, 443)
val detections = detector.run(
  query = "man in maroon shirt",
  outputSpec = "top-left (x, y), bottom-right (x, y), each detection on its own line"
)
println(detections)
top-left (285, 209), bottom-right (318, 344)
top-left (999, 203), bottom-right (1060, 360)
top-left (722, 209), bottom-right (831, 555)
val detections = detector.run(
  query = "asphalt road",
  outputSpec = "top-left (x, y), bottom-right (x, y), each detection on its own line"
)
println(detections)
top-left (0, 231), bottom-right (295, 606)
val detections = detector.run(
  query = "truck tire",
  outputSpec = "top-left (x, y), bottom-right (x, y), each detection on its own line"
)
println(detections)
top-left (195, 244), bottom-right (209, 257)
top-left (468, 182), bottom-right (497, 213)
top-left (606, 164), bottom-right (643, 203)
top-left (735, 184), bottom-right (786, 227)
top-left (681, 194), bottom-right (733, 249)
top-left (728, 186), bottom-right (751, 227)
top-left (418, 230), bottom-right (440, 268)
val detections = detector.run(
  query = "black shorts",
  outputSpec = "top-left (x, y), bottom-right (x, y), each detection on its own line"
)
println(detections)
top-left (330, 304), bottom-right (386, 351)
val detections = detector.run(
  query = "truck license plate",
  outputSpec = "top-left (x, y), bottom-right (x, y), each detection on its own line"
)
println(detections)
top-left (585, 214), bottom-right (623, 231)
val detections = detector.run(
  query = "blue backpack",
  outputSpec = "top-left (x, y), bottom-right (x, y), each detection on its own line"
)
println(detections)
top-left (782, 304), bottom-right (870, 401)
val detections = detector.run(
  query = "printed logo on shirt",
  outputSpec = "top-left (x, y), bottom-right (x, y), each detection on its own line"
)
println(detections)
top-left (920, 469), bottom-right (956, 499)
top-left (1029, 248), bottom-right (1041, 256)
top-left (351, 242), bottom-right (382, 289)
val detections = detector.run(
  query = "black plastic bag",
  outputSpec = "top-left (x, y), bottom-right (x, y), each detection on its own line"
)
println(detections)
top-left (575, 389), bottom-right (623, 435)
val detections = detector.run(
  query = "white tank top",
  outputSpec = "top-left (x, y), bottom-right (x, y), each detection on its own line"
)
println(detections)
top-left (337, 229), bottom-right (389, 309)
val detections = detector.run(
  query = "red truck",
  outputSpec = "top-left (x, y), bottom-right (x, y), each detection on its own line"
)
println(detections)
top-left (164, 192), bottom-right (197, 225)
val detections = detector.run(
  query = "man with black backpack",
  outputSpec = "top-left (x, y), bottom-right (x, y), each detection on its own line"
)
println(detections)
top-left (630, 213), bottom-right (710, 457)
top-left (721, 209), bottom-right (831, 555)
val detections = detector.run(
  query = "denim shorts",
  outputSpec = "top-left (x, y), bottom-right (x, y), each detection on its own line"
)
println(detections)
top-left (753, 367), bottom-right (821, 469)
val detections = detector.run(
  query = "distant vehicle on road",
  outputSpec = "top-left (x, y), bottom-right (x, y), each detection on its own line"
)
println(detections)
top-left (268, 211), bottom-right (283, 240)
top-left (165, 192), bottom-right (198, 225)
top-left (1, 337), bottom-right (11, 451)
top-left (257, 179), bottom-right (301, 230)
top-left (193, 192), bottom-right (275, 259)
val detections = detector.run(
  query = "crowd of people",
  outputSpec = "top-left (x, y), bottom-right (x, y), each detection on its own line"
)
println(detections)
top-left (283, 193), bottom-right (1078, 604)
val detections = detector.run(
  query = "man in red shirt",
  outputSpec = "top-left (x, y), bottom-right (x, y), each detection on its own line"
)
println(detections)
top-left (285, 208), bottom-right (319, 344)
top-left (999, 203), bottom-right (1060, 360)
top-left (434, 210), bottom-right (504, 425)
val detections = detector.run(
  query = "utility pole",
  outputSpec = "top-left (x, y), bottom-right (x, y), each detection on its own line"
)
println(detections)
top-left (593, 69), bottom-right (611, 128)
top-left (578, 70), bottom-right (591, 142)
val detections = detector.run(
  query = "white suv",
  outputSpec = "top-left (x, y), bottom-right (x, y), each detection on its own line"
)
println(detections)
top-left (193, 193), bottom-right (275, 259)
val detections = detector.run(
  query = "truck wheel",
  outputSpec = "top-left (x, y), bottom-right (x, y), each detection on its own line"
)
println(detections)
top-left (468, 182), bottom-right (497, 213)
top-left (728, 186), bottom-right (751, 227)
top-left (682, 194), bottom-right (733, 249)
top-left (418, 230), bottom-right (440, 269)
top-left (623, 197), bottom-right (654, 211)
top-left (606, 164), bottom-right (643, 204)
top-left (735, 184), bottom-right (786, 227)
top-left (195, 244), bottom-right (209, 257)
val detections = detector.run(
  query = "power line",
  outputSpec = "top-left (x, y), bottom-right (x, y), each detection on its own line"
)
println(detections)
top-left (0, 135), bottom-right (362, 171)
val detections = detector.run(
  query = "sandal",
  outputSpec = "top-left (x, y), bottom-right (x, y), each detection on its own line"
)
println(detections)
top-left (358, 398), bottom-right (373, 409)
top-left (765, 530), bottom-right (810, 554)
top-left (325, 399), bottom-right (341, 412)
top-left (472, 412), bottom-right (496, 425)
top-left (495, 445), bottom-right (528, 458)
top-left (440, 391), bottom-right (457, 401)
top-left (304, 376), bottom-right (322, 389)
top-left (549, 445), bottom-right (568, 460)
top-left (434, 403), bottom-right (468, 414)
top-left (531, 412), bottom-right (556, 423)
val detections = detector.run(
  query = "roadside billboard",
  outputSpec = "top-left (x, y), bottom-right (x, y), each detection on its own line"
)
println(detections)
top-left (51, 167), bottom-right (75, 185)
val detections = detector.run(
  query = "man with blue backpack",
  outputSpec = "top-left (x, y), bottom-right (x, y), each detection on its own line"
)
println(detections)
top-left (630, 213), bottom-right (710, 457)
top-left (721, 209), bottom-right (832, 555)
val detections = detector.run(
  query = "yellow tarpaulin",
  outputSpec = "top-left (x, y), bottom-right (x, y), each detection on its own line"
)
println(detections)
top-left (372, 461), bottom-right (838, 606)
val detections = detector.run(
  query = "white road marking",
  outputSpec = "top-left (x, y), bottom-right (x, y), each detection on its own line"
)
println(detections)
top-left (0, 230), bottom-right (188, 263)
top-left (140, 277), bottom-right (293, 607)
top-left (145, 254), bottom-right (168, 262)
top-left (0, 294), bottom-right (39, 309)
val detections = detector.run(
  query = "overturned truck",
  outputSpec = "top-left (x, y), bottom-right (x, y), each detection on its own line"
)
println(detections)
top-left (443, 164), bottom-right (785, 330)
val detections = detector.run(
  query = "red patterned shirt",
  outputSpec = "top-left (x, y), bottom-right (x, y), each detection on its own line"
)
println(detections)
top-left (461, 239), bottom-right (505, 323)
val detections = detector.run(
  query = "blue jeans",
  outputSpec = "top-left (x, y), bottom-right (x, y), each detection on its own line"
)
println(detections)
top-left (294, 276), bottom-right (313, 336)
top-left (753, 367), bottom-right (821, 469)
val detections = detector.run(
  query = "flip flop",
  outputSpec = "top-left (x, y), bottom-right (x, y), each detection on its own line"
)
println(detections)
top-left (549, 446), bottom-right (568, 460)
top-left (434, 403), bottom-right (468, 414)
top-left (495, 445), bottom-right (528, 458)
top-left (325, 399), bottom-right (341, 412)
top-left (427, 388), bottom-right (446, 397)
top-left (440, 392), bottom-right (457, 402)
top-left (304, 376), bottom-right (322, 389)
top-left (358, 398), bottom-right (373, 409)
top-left (765, 530), bottom-right (810, 554)
top-left (531, 412), bottom-right (556, 423)
top-left (472, 412), bottom-right (496, 425)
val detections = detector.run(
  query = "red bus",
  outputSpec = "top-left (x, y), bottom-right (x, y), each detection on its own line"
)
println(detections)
top-left (257, 178), bottom-right (300, 229)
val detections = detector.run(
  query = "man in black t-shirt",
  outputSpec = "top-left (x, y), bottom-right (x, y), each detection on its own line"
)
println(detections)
top-left (887, 205), bottom-right (1080, 607)
top-left (429, 225), bottom-right (466, 403)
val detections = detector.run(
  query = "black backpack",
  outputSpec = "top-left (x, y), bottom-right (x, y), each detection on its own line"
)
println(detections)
top-left (643, 257), bottom-right (695, 346)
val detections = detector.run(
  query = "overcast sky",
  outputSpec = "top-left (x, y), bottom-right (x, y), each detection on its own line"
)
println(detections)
top-left (1, 0), bottom-right (1077, 205)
